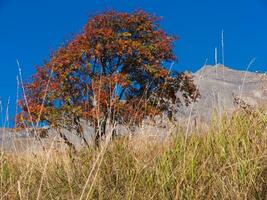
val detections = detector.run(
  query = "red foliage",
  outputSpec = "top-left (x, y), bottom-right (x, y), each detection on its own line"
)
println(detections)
top-left (17, 10), bottom-right (199, 142)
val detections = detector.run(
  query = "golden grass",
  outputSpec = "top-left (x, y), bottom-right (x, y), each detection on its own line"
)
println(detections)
top-left (0, 110), bottom-right (267, 200)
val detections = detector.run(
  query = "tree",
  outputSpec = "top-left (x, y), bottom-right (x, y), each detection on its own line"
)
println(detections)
top-left (17, 10), bottom-right (199, 147)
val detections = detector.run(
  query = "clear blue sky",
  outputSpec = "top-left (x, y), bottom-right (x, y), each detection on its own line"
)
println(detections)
top-left (0, 0), bottom-right (267, 125)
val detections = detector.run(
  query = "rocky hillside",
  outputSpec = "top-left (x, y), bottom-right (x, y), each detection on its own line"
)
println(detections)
top-left (180, 64), bottom-right (267, 122)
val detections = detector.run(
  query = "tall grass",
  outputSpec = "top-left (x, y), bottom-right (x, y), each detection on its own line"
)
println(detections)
top-left (0, 109), bottom-right (267, 200)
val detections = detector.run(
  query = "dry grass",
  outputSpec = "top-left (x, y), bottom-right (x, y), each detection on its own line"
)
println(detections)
top-left (0, 110), bottom-right (267, 200)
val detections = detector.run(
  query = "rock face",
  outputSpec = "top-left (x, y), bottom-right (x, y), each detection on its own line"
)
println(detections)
top-left (180, 64), bottom-right (267, 122)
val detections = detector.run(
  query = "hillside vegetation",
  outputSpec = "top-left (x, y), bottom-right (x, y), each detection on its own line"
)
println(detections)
top-left (5, 10), bottom-right (266, 200)
top-left (1, 109), bottom-right (267, 199)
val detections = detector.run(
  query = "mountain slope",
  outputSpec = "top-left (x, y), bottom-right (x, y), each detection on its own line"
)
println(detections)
top-left (182, 64), bottom-right (267, 122)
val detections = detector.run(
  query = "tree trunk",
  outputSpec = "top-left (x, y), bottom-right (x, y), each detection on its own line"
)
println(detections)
top-left (73, 117), bottom-right (90, 148)
top-left (58, 130), bottom-right (77, 153)
top-left (94, 117), bottom-right (107, 148)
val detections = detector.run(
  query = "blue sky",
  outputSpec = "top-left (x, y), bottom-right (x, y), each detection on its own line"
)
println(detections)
top-left (0, 0), bottom-right (267, 124)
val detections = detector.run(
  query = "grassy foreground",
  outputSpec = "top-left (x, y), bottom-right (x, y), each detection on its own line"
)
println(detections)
top-left (0, 110), bottom-right (267, 200)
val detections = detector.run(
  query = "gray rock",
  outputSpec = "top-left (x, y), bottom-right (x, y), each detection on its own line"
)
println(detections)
top-left (178, 64), bottom-right (267, 122)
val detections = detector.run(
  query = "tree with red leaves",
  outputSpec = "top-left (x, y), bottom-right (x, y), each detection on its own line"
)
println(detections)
top-left (17, 10), bottom-right (199, 147)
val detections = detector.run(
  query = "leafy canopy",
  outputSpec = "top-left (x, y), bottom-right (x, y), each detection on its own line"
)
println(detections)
top-left (17, 10), bottom-right (198, 134)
